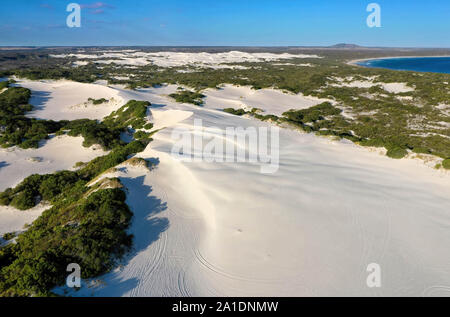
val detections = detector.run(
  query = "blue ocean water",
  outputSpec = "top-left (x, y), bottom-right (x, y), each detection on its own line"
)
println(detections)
top-left (357, 57), bottom-right (450, 74)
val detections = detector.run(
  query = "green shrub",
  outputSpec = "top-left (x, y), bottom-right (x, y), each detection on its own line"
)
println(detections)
top-left (386, 146), bottom-right (408, 159)
top-left (169, 91), bottom-right (205, 106)
top-left (88, 97), bottom-right (108, 105)
top-left (0, 188), bottom-right (133, 297)
top-left (442, 159), bottom-right (450, 170)
top-left (2, 232), bottom-right (15, 241)
top-left (223, 108), bottom-right (247, 116)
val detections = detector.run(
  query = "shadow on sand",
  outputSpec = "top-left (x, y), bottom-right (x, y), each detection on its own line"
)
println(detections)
top-left (27, 90), bottom-right (52, 114)
top-left (73, 164), bottom-right (169, 296)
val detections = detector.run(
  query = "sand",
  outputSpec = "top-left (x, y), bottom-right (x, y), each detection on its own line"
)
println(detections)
top-left (50, 51), bottom-right (321, 68)
top-left (1, 78), bottom-right (449, 296)
top-left (15, 79), bottom-right (125, 121)
top-left (53, 81), bottom-right (450, 297)
top-left (0, 135), bottom-right (109, 237)
top-left (330, 77), bottom-right (415, 94)
top-left (203, 84), bottom-right (334, 116)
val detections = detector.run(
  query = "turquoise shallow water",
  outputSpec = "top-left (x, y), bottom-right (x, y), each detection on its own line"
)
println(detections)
top-left (357, 57), bottom-right (450, 74)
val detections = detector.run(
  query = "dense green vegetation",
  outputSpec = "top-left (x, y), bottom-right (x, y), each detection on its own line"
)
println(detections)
top-left (223, 108), bottom-right (247, 116)
top-left (443, 159), bottom-right (450, 169)
top-left (0, 131), bottom-right (150, 295)
top-left (88, 97), bottom-right (108, 105)
top-left (0, 82), bottom-right (153, 295)
top-left (0, 81), bottom-right (9, 90)
top-left (169, 90), bottom-right (205, 106)
top-left (0, 187), bottom-right (132, 296)
top-left (103, 100), bottom-right (150, 130)
top-left (0, 139), bottom-right (150, 211)
top-left (0, 86), bottom-right (151, 151)
top-left (225, 100), bottom-right (448, 161)
top-left (0, 86), bottom-right (66, 149)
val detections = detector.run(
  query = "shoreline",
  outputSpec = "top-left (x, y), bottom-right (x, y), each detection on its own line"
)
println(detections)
top-left (347, 55), bottom-right (450, 67)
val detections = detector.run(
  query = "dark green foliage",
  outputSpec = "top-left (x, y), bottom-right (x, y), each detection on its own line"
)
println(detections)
top-left (143, 123), bottom-right (154, 130)
top-left (88, 98), bottom-right (107, 105)
top-left (169, 90), bottom-right (205, 106)
top-left (1, 172), bottom-right (80, 210)
top-left (223, 108), bottom-right (247, 116)
top-left (103, 100), bottom-right (150, 130)
top-left (0, 188), bottom-right (132, 297)
top-left (0, 87), bottom-right (62, 149)
top-left (65, 119), bottom-right (122, 149)
top-left (0, 127), bottom-right (149, 296)
top-left (77, 140), bottom-right (149, 180)
top-left (2, 232), bottom-right (16, 241)
top-left (0, 81), bottom-right (9, 90)
top-left (253, 114), bottom-right (280, 122)
top-left (0, 244), bottom-right (16, 268)
top-left (386, 145), bottom-right (408, 159)
top-left (443, 159), bottom-right (450, 170)
top-left (133, 130), bottom-right (151, 140)
top-left (283, 102), bottom-right (342, 124)
top-left (0, 139), bottom-right (150, 211)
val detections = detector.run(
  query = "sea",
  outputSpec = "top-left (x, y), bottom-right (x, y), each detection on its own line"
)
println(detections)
top-left (357, 56), bottom-right (450, 74)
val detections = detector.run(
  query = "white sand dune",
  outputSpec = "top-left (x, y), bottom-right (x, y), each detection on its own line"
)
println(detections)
top-left (203, 84), bottom-right (333, 116)
top-left (54, 83), bottom-right (450, 297)
top-left (2, 79), bottom-right (449, 296)
top-left (330, 77), bottom-right (415, 94)
top-left (0, 203), bottom-right (51, 240)
top-left (50, 51), bottom-right (321, 68)
top-left (0, 135), bottom-right (108, 192)
top-left (0, 135), bottom-right (108, 236)
top-left (16, 79), bottom-right (124, 121)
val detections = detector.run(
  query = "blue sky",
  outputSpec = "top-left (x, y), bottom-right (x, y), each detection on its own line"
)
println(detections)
top-left (0, 0), bottom-right (449, 47)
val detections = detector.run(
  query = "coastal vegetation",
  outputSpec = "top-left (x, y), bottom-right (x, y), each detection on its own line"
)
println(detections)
top-left (169, 90), bottom-right (205, 106)
top-left (3, 49), bottom-right (448, 163)
top-left (88, 97), bottom-right (108, 105)
top-left (0, 83), bottom-right (154, 295)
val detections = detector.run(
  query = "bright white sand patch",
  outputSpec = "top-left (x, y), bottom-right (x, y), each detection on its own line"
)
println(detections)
top-left (381, 82), bottom-right (415, 94)
top-left (203, 84), bottom-right (333, 116)
top-left (331, 78), bottom-right (415, 94)
top-left (0, 203), bottom-right (51, 238)
top-left (0, 135), bottom-right (108, 191)
top-left (0, 135), bottom-right (108, 237)
top-left (15, 79), bottom-right (125, 121)
top-left (54, 85), bottom-right (450, 297)
top-left (50, 51), bottom-right (321, 68)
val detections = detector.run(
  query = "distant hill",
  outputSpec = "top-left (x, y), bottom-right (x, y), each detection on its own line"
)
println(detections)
top-left (330, 43), bottom-right (363, 49)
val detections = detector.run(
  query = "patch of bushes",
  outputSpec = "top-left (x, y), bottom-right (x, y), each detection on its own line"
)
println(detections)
top-left (88, 97), bottom-right (108, 105)
top-left (386, 145), bottom-right (408, 159)
top-left (103, 100), bottom-right (150, 130)
top-left (169, 90), bottom-right (205, 106)
top-left (2, 232), bottom-right (16, 241)
top-left (0, 187), bottom-right (133, 296)
top-left (65, 119), bottom-right (122, 150)
top-left (133, 130), bottom-right (151, 140)
top-left (223, 108), bottom-right (247, 116)
top-left (442, 159), bottom-right (450, 170)
top-left (283, 102), bottom-right (342, 124)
